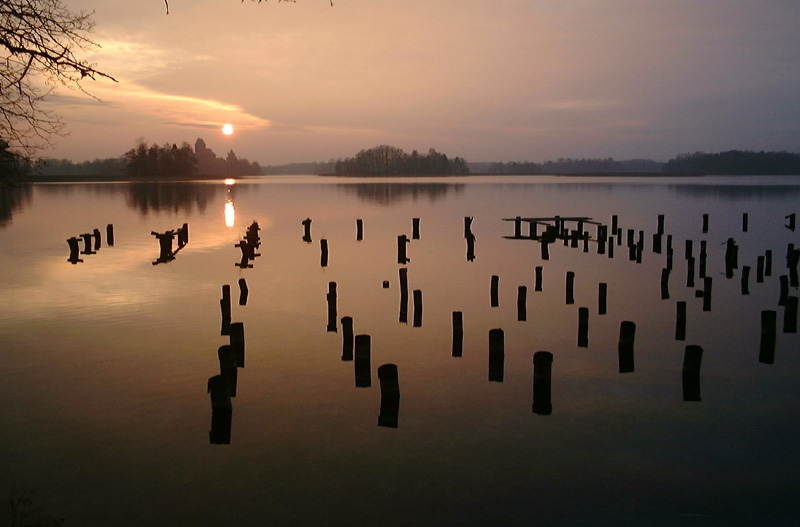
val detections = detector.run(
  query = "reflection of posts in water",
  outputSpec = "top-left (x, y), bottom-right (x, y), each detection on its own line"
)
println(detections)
top-left (238, 278), bottom-right (248, 306)
top-left (452, 311), bottom-right (463, 358)
top-left (532, 351), bottom-right (553, 415)
top-left (413, 289), bottom-right (423, 328)
top-left (356, 219), bottom-right (363, 241)
top-left (535, 266), bottom-right (543, 292)
top-left (682, 345), bottom-right (703, 402)
top-left (218, 345), bottom-right (238, 397)
top-left (702, 277), bottom-right (712, 312)
top-left (397, 235), bottom-right (410, 264)
top-left (565, 272), bottom-right (575, 305)
top-left (302, 218), bottom-right (312, 243)
top-left (618, 321), bottom-right (636, 373)
top-left (106, 224), bottom-right (114, 246)
top-left (341, 316), bottom-right (354, 361)
top-left (66, 237), bottom-right (83, 264)
top-left (577, 307), bottom-right (589, 348)
top-left (598, 283), bottom-right (607, 315)
top-left (759, 310), bottom-right (776, 364)
top-left (466, 233), bottom-right (476, 262)
top-left (229, 322), bottom-right (245, 367)
top-left (517, 286), bottom-right (527, 321)
top-left (208, 375), bottom-right (232, 445)
top-left (378, 364), bottom-right (400, 428)
top-left (741, 266), bottom-right (751, 295)
top-left (742, 213), bottom-right (748, 232)
top-left (784, 297), bottom-right (798, 334)
top-left (490, 275), bottom-right (499, 307)
top-left (787, 213), bottom-right (797, 231)
top-left (327, 282), bottom-right (337, 332)
top-left (676, 301), bottom-right (687, 341)
top-left (320, 239), bottom-right (329, 267)
top-left (488, 328), bottom-right (504, 382)
top-left (355, 334), bottom-right (371, 388)
top-left (220, 285), bottom-right (232, 335)
top-left (399, 268), bottom-right (408, 324)
top-left (661, 268), bottom-right (670, 300)
top-left (702, 214), bottom-right (709, 233)
top-left (412, 218), bottom-right (420, 239)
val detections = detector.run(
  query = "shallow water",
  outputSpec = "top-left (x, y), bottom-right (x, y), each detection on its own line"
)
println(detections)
top-left (1, 175), bottom-right (799, 526)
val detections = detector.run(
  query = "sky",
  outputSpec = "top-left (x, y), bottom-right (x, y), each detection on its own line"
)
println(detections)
top-left (41, 0), bottom-right (800, 165)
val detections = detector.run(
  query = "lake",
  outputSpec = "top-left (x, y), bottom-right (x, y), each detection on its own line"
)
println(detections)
top-left (1, 175), bottom-right (799, 526)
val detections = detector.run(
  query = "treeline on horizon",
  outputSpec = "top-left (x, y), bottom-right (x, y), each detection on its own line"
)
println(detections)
top-left (333, 145), bottom-right (469, 176)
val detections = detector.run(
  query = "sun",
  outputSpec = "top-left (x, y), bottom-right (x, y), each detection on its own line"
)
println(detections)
top-left (222, 123), bottom-right (234, 135)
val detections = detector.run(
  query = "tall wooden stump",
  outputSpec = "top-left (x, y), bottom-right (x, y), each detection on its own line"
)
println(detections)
top-left (355, 335), bottom-right (372, 387)
top-left (532, 351), bottom-right (553, 415)
top-left (452, 311), bottom-right (464, 358)
top-left (682, 345), bottom-right (703, 402)
top-left (341, 316), bottom-right (354, 361)
top-left (618, 321), bottom-right (636, 373)
top-left (378, 364), bottom-right (400, 428)
top-left (488, 328), bottom-right (504, 382)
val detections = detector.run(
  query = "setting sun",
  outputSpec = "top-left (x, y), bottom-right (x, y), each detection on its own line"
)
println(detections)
top-left (222, 123), bottom-right (234, 135)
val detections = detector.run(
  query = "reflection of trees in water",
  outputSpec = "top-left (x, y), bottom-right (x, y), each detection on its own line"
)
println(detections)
top-left (126, 182), bottom-right (221, 215)
top-left (0, 183), bottom-right (32, 228)
top-left (337, 183), bottom-right (464, 205)
top-left (669, 184), bottom-right (800, 200)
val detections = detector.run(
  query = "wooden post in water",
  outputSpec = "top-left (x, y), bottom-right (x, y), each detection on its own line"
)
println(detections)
top-left (653, 233), bottom-right (662, 255)
top-left (661, 268), bottom-right (670, 300)
top-left (81, 232), bottom-right (96, 255)
top-left (702, 277), bottom-right (712, 312)
top-left (412, 218), bottom-right (420, 240)
top-left (535, 266), bottom-right (543, 292)
top-left (488, 328), bottom-right (504, 382)
top-left (399, 268), bottom-right (408, 324)
top-left (320, 239), bottom-right (329, 267)
top-left (464, 216), bottom-right (474, 237)
top-left (685, 240), bottom-right (693, 260)
top-left (229, 322), bottom-right (245, 368)
top-left (541, 240), bottom-right (550, 261)
top-left (598, 283), bottom-right (608, 315)
top-left (66, 237), bottom-right (83, 263)
top-left (578, 307), bottom-right (589, 348)
top-left (618, 321), bottom-right (636, 373)
top-left (92, 228), bottom-right (102, 251)
top-left (687, 257), bottom-right (696, 288)
top-left (756, 256), bottom-right (765, 283)
top-left (779, 275), bottom-right (789, 306)
top-left (532, 351), bottom-right (553, 415)
top-left (514, 216), bottom-right (522, 238)
top-left (220, 285), bottom-right (231, 335)
top-left (742, 213), bottom-right (749, 232)
top-left (759, 311), bottom-right (776, 364)
top-left (765, 250), bottom-right (772, 277)
top-left (341, 316), bottom-right (354, 361)
top-left (741, 266), bottom-right (751, 295)
top-left (491, 275), bottom-right (500, 307)
top-left (611, 215), bottom-right (618, 234)
top-left (699, 241), bottom-right (707, 278)
top-left (378, 364), bottom-right (400, 428)
top-left (608, 235), bottom-right (614, 259)
top-left (517, 286), bottom-right (527, 322)
top-left (238, 278), bottom-right (248, 306)
top-left (676, 301), bottom-right (687, 341)
top-left (682, 345), bottom-right (703, 402)
top-left (397, 235), bottom-right (410, 264)
top-left (702, 214), bottom-right (709, 233)
top-left (413, 289), bottom-right (423, 328)
top-left (302, 218), bottom-right (312, 243)
top-left (327, 282), bottom-right (337, 332)
top-left (354, 335), bottom-right (371, 387)
top-left (784, 296), bottom-right (798, 334)
top-left (106, 224), bottom-right (114, 246)
top-left (466, 233), bottom-right (476, 262)
top-left (566, 271), bottom-right (575, 305)
top-left (452, 311), bottom-right (463, 358)
top-left (787, 213), bottom-right (797, 231)
top-left (657, 214), bottom-right (665, 235)
top-left (356, 219), bottom-right (363, 241)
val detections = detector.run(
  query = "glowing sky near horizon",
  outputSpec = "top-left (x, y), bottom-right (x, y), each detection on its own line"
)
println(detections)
top-left (41, 0), bottom-right (800, 165)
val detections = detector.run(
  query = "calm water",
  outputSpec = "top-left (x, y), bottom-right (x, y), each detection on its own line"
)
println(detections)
top-left (1, 175), bottom-right (799, 526)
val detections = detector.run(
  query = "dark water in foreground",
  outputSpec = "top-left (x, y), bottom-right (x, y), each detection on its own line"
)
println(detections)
top-left (1, 175), bottom-right (799, 526)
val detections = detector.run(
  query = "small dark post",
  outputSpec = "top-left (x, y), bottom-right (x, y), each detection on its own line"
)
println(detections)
top-left (724, 238), bottom-right (737, 278)
top-left (220, 285), bottom-right (231, 335)
top-left (66, 237), bottom-right (83, 263)
top-left (532, 351), bottom-right (553, 415)
top-left (514, 216), bottom-right (522, 238)
top-left (611, 215), bottom-right (618, 234)
top-left (80, 232), bottom-right (96, 255)
top-left (618, 321), bottom-right (635, 373)
top-left (412, 218), bottom-right (420, 240)
top-left (685, 239), bottom-right (693, 260)
top-left (786, 213), bottom-right (796, 231)
top-left (627, 229), bottom-right (635, 247)
top-left (759, 310), bottom-right (776, 364)
top-left (577, 307), bottom-right (589, 348)
top-left (741, 266), bottom-right (751, 295)
top-left (661, 268), bottom-right (670, 300)
top-left (666, 244), bottom-right (673, 271)
top-left (490, 275), bottom-right (499, 307)
top-left (92, 228), bottom-right (102, 250)
top-left (464, 216), bottom-right (474, 237)
top-left (535, 266), bottom-right (543, 292)
top-left (356, 219), bottom-right (363, 241)
top-left (399, 268), bottom-right (408, 324)
top-left (207, 375), bottom-right (232, 445)
top-left (756, 256), bottom-right (765, 283)
top-left (657, 214), bottom-right (665, 235)
top-left (218, 345), bottom-right (238, 397)
top-left (106, 224), bottom-right (114, 246)
top-left (765, 250), bottom-right (772, 277)
top-left (784, 296), bottom-right (798, 334)
top-left (608, 236), bottom-right (614, 258)
top-left (541, 240), bottom-right (550, 260)
top-left (341, 316), bottom-right (354, 361)
top-left (566, 271), bottom-right (575, 305)
top-left (653, 233), bottom-right (662, 254)
top-left (583, 233), bottom-right (590, 253)
top-left (320, 239), bottom-right (329, 267)
top-left (702, 277), bottom-right (712, 312)
top-left (397, 235), bottom-right (410, 264)
top-left (488, 328), bottom-right (504, 382)
top-left (699, 241), bottom-right (707, 278)
top-left (378, 364), bottom-right (400, 428)
top-left (790, 248), bottom-right (800, 287)
top-left (413, 289), bottom-right (423, 328)
top-left (229, 322), bottom-right (245, 368)
top-left (517, 286), bottom-right (527, 321)
top-left (570, 230), bottom-right (579, 249)
top-left (779, 275), bottom-right (789, 306)
top-left (682, 345), bottom-right (703, 402)
top-left (598, 235), bottom-right (607, 255)
top-left (687, 257), bottom-right (696, 288)
top-left (702, 214), bottom-right (709, 233)
top-left (628, 243), bottom-right (637, 262)
top-left (452, 311), bottom-right (463, 357)
top-left (742, 213), bottom-right (749, 232)
top-left (327, 282), bottom-right (337, 332)
top-left (302, 218), bottom-right (312, 243)
top-left (354, 335), bottom-right (371, 387)
top-left (598, 283), bottom-right (607, 315)
top-left (466, 234), bottom-right (476, 262)
top-left (178, 223), bottom-right (189, 247)
top-left (676, 301), bottom-right (687, 341)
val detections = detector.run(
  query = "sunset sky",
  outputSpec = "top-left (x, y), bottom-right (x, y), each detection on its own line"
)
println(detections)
top-left (44, 0), bottom-right (799, 165)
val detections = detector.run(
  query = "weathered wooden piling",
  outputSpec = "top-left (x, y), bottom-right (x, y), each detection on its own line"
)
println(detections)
top-left (80, 232), bottom-right (96, 255)
top-left (628, 243), bottom-right (637, 262)
top-left (699, 241), bottom-right (707, 278)
top-left (320, 238), bottom-right (329, 267)
top-left (611, 215), bottom-right (618, 234)
top-left (618, 321), bottom-right (636, 373)
top-left (682, 345), bottom-right (703, 402)
top-left (702, 277), bottom-right (712, 312)
top-left (397, 235), bottom-right (410, 264)
top-left (784, 296), bottom-right (798, 334)
top-left (452, 311), bottom-right (463, 358)
top-left (657, 214), bottom-right (665, 235)
top-left (106, 224), bottom-right (114, 246)
top-left (756, 256), bottom-right (765, 283)
top-left (207, 375), bottom-right (232, 444)
top-left (676, 301), bottom-right (687, 341)
top-left (702, 214), bottom-right (709, 233)
top-left (92, 228), bottom-right (101, 250)
top-left (354, 335), bottom-right (371, 387)
top-left (765, 250), bottom-right (772, 276)
top-left (399, 268), bottom-right (408, 324)
top-left (489, 328), bottom-right (504, 382)
top-left (178, 223), bottom-right (189, 247)
top-left (787, 213), bottom-right (797, 231)
top-left (685, 239), bottom-right (693, 260)
top-left (724, 238), bottom-right (738, 278)
top-left (490, 275), bottom-right (499, 307)
top-left (532, 351), bottom-right (553, 415)
top-left (412, 218), bottom-right (420, 239)
top-left (627, 229), bottom-right (635, 247)
top-left (541, 240), bottom-right (550, 260)
top-left (661, 268), bottom-right (670, 300)
top-left (653, 233), bottom-right (662, 254)
top-left (608, 236), bottom-right (614, 258)
top-left (742, 213), bottom-right (749, 232)
top-left (566, 271), bottom-right (575, 305)
top-left (514, 216), bottom-right (522, 238)
top-left (221, 285), bottom-right (231, 335)
top-left (779, 275), bottom-right (789, 306)
top-left (466, 234), bottom-right (476, 262)
top-left (759, 310), bottom-right (776, 364)
top-left (687, 257), bottom-right (696, 288)
top-left (229, 322), bottom-right (245, 367)
top-left (302, 218), bottom-right (312, 242)
top-left (598, 283), bottom-right (607, 315)
top-left (341, 316), bottom-right (354, 361)
top-left (789, 248), bottom-right (800, 287)
top-left (578, 307), bottom-right (589, 348)
top-left (218, 345), bottom-right (238, 397)
top-left (741, 266), bottom-right (750, 295)
top-left (378, 364), bottom-right (400, 428)
top-left (517, 286), bottom-right (527, 321)
top-left (327, 282), bottom-right (337, 332)
top-left (535, 266), bottom-right (543, 292)
top-left (66, 237), bottom-right (83, 263)
top-left (413, 289), bottom-right (423, 328)
top-left (464, 216), bottom-right (474, 237)
top-left (238, 278), bottom-right (248, 306)
top-left (356, 219), bottom-right (363, 241)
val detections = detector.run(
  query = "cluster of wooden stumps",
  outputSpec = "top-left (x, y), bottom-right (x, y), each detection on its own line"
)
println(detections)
top-left (151, 223), bottom-right (188, 265)
top-left (66, 224), bottom-right (114, 264)
top-left (208, 279), bottom-right (249, 444)
top-left (235, 221), bottom-right (261, 268)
